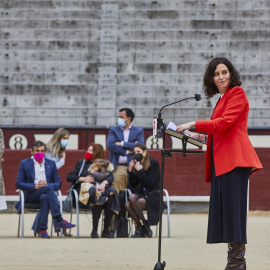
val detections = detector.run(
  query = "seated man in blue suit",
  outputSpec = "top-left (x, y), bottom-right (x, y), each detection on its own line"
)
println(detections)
top-left (107, 108), bottom-right (144, 192)
top-left (16, 140), bottom-right (76, 239)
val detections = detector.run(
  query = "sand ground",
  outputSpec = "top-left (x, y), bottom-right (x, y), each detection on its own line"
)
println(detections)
top-left (0, 211), bottom-right (269, 270)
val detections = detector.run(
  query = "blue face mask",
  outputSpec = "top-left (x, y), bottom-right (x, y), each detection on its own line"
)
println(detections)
top-left (60, 139), bottom-right (69, 148)
top-left (118, 118), bottom-right (127, 128)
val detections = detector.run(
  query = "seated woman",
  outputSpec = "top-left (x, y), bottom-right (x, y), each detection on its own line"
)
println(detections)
top-left (67, 143), bottom-right (119, 238)
top-left (80, 158), bottom-right (114, 206)
top-left (125, 143), bottom-right (161, 238)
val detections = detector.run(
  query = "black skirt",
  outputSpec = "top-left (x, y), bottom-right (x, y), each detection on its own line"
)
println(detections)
top-left (207, 150), bottom-right (252, 244)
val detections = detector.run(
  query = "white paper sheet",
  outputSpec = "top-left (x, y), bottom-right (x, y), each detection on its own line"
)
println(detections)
top-left (0, 196), bottom-right (7, 210)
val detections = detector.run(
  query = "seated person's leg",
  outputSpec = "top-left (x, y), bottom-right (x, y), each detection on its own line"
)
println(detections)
top-left (52, 192), bottom-right (69, 235)
top-left (26, 188), bottom-right (50, 238)
top-left (39, 193), bottom-right (50, 231)
top-left (39, 194), bottom-right (51, 239)
top-left (125, 198), bottom-right (141, 227)
top-left (37, 186), bottom-right (76, 231)
top-left (31, 211), bottom-right (41, 234)
top-left (102, 195), bottom-right (114, 238)
top-left (137, 197), bottom-right (152, 238)
top-left (91, 205), bottom-right (103, 238)
top-left (126, 194), bottom-right (152, 238)
top-left (42, 186), bottom-right (62, 219)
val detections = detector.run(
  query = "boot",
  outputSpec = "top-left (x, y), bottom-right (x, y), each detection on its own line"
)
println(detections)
top-left (142, 220), bottom-right (153, 238)
top-left (225, 242), bottom-right (246, 270)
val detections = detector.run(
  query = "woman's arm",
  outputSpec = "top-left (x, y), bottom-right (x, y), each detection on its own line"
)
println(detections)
top-left (185, 131), bottom-right (207, 143)
top-left (67, 161), bottom-right (93, 184)
top-left (91, 171), bottom-right (112, 184)
top-left (176, 88), bottom-right (248, 135)
top-left (55, 157), bottom-right (65, 169)
top-left (135, 159), bottom-right (160, 188)
top-left (196, 87), bottom-right (248, 133)
top-left (45, 150), bottom-right (65, 170)
top-left (176, 121), bottom-right (195, 133)
top-left (66, 161), bottom-right (81, 184)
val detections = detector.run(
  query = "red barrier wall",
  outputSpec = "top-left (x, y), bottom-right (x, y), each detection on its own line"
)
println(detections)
top-left (3, 148), bottom-right (269, 211)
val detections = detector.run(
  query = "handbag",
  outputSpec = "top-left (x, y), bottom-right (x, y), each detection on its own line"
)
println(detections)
top-left (62, 190), bottom-right (73, 213)
top-left (117, 216), bottom-right (130, 237)
top-left (117, 190), bottom-right (130, 237)
top-left (63, 160), bottom-right (86, 213)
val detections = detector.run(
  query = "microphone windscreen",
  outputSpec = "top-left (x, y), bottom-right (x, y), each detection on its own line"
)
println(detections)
top-left (195, 94), bottom-right (201, 101)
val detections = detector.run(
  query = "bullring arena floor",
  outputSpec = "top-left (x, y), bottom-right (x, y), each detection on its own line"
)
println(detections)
top-left (0, 212), bottom-right (269, 270)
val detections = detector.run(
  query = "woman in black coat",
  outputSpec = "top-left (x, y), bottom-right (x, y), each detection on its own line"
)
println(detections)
top-left (67, 143), bottom-right (118, 238)
top-left (125, 143), bottom-right (160, 238)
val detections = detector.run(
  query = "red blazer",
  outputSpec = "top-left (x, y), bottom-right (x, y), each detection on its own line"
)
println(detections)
top-left (195, 86), bottom-right (263, 183)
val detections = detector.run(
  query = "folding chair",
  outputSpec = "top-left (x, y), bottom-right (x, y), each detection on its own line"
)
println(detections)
top-left (69, 188), bottom-right (81, 238)
top-left (17, 190), bottom-right (63, 238)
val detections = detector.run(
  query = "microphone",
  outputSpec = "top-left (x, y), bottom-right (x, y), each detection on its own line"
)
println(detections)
top-left (153, 94), bottom-right (201, 137)
top-left (158, 94), bottom-right (201, 118)
top-left (195, 94), bottom-right (201, 101)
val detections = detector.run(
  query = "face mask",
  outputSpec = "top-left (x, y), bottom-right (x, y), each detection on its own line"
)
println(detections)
top-left (117, 118), bottom-right (126, 128)
top-left (85, 152), bottom-right (93, 161)
top-left (34, 152), bottom-right (44, 163)
top-left (133, 153), bottom-right (143, 163)
top-left (60, 139), bottom-right (69, 148)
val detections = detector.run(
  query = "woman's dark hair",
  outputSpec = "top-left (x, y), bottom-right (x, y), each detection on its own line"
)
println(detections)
top-left (134, 143), bottom-right (150, 171)
top-left (203, 57), bottom-right (242, 98)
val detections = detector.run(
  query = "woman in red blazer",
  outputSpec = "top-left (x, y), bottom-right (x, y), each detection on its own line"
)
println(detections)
top-left (176, 57), bottom-right (262, 270)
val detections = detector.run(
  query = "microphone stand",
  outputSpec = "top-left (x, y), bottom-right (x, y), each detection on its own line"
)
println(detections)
top-left (154, 94), bottom-right (202, 270)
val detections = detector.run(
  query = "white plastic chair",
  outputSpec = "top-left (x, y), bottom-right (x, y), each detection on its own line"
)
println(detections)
top-left (17, 190), bottom-right (63, 238)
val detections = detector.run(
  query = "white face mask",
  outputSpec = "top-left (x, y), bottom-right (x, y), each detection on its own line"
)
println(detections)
top-left (60, 139), bottom-right (69, 148)
top-left (117, 118), bottom-right (127, 128)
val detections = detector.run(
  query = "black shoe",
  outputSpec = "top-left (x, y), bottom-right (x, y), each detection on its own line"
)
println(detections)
top-left (131, 226), bottom-right (146, 238)
top-left (101, 230), bottom-right (114, 238)
top-left (91, 230), bottom-right (99, 238)
top-left (142, 222), bottom-right (153, 238)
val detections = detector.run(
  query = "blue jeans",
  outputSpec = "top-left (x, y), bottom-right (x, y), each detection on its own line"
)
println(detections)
top-left (26, 186), bottom-right (61, 230)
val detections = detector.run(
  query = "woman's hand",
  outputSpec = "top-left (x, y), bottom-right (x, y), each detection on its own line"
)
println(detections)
top-left (184, 131), bottom-right (207, 142)
top-left (187, 131), bottom-right (200, 140)
top-left (80, 175), bottom-right (94, 183)
top-left (128, 160), bottom-right (135, 172)
top-left (97, 182), bottom-right (106, 192)
top-left (176, 121), bottom-right (195, 133)
top-left (134, 160), bottom-right (142, 171)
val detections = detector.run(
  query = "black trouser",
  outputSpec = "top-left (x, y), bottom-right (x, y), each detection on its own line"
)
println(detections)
top-left (92, 195), bottom-right (114, 229)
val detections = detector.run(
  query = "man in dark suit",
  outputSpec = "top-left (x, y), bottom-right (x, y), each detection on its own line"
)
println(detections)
top-left (16, 140), bottom-right (76, 238)
top-left (107, 108), bottom-right (144, 192)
